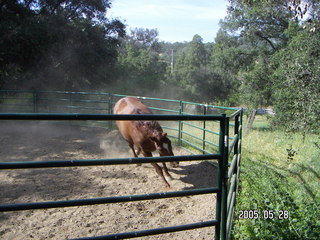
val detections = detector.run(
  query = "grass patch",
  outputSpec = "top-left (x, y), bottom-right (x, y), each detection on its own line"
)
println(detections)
top-left (232, 116), bottom-right (320, 239)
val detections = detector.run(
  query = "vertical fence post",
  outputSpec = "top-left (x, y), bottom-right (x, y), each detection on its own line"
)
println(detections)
top-left (215, 115), bottom-right (223, 240)
top-left (218, 114), bottom-right (229, 240)
top-left (236, 109), bottom-right (243, 192)
top-left (239, 109), bottom-right (243, 156)
top-left (226, 113), bottom-right (240, 240)
top-left (202, 105), bottom-right (207, 154)
top-left (178, 101), bottom-right (183, 146)
top-left (234, 114), bottom-right (239, 157)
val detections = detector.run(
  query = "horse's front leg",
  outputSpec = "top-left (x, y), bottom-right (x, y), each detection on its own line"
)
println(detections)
top-left (143, 151), bottom-right (171, 189)
top-left (162, 163), bottom-right (174, 180)
top-left (151, 163), bottom-right (171, 189)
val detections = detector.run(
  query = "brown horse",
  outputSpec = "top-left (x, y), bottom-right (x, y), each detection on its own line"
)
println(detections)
top-left (113, 97), bottom-right (179, 188)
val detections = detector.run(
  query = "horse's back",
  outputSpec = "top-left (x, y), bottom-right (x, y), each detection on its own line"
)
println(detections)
top-left (113, 97), bottom-right (151, 145)
top-left (114, 97), bottom-right (151, 115)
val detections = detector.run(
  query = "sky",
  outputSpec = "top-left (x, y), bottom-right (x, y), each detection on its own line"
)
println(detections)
top-left (108, 0), bottom-right (229, 43)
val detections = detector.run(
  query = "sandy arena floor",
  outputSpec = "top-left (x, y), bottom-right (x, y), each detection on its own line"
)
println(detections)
top-left (0, 121), bottom-right (218, 240)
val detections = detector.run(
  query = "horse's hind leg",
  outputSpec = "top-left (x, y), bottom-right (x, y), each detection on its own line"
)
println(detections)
top-left (129, 142), bottom-right (139, 157)
top-left (136, 147), bottom-right (141, 156)
top-left (129, 143), bottom-right (142, 166)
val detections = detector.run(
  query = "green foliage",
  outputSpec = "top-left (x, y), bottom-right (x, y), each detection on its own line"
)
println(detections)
top-left (172, 35), bottom-right (206, 99)
top-left (233, 118), bottom-right (320, 239)
top-left (0, 0), bottom-right (125, 90)
top-left (271, 24), bottom-right (320, 132)
top-left (112, 28), bottom-right (167, 95)
top-left (219, 0), bottom-right (320, 132)
top-left (127, 28), bottom-right (161, 52)
top-left (187, 34), bottom-right (207, 68)
top-left (171, 34), bottom-right (230, 102)
top-left (225, 0), bottom-right (289, 51)
top-left (219, 0), bottom-right (290, 108)
top-left (239, 54), bottom-right (273, 107)
top-left (210, 29), bottom-right (257, 104)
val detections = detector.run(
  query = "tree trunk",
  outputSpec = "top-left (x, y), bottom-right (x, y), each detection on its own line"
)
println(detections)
top-left (245, 109), bottom-right (257, 135)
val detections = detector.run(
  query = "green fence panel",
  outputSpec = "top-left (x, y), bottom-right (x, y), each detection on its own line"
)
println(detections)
top-left (0, 90), bottom-right (243, 240)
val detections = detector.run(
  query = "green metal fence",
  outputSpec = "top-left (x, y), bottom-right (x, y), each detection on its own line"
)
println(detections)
top-left (0, 90), bottom-right (243, 240)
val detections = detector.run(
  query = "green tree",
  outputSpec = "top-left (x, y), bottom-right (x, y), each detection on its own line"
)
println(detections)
top-left (210, 29), bottom-right (256, 104)
top-left (186, 34), bottom-right (207, 68)
top-left (225, 0), bottom-right (289, 52)
top-left (128, 28), bottom-right (161, 52)
top-left (0, 0), bottom-right (125, 90)
top-left (239, 54), bottom-right (273, 107)
top-left (172, 34), bottom-right (212, 101)
top-left (216, 0), bottom-right (319, 132)
top-left (272, 23), bottom-right (320, 132)
top-left (218, 0), bottom-right (298, 107)
top-left (114, 28), bottom-right (167, 95)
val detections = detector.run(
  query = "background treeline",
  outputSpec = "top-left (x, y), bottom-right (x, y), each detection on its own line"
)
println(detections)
top-left (1, 0), bottom-right (319, 132)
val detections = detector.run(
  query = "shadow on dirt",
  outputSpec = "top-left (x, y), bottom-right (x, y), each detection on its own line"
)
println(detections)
top-left (171, 161), bottom-right (218, 190)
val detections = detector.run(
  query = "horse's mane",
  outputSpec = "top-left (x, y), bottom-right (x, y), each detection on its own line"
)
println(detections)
top-left (136, 120), bottom-right (162, 132)
top-left (133, 108), bottom-right (163, 134)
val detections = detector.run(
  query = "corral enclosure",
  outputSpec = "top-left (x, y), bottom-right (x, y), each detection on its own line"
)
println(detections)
top-left (0, 90), bottom-right (243, 240)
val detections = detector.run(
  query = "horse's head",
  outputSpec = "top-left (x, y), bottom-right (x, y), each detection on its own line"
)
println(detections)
top-left (151, 132), bottom-right (179, 168)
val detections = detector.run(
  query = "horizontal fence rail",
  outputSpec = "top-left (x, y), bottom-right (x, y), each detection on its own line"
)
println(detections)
top-left (0, 187), bottom-right (219, 212)
top-left (0, 154), bottom-right (220, 169)
top-left (74, 220), bottom-right (219, 240)
top-left (0, 90), bottom-right (243, 240)
top-left (0, 113), bottom-right (225, 121)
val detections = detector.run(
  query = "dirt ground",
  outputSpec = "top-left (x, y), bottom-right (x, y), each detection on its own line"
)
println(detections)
top-left (0, 121), bottom-right (218, 240)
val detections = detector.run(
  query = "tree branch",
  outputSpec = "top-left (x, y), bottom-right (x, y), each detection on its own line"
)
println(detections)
top-left (254, 31), bottom-right (277, 51)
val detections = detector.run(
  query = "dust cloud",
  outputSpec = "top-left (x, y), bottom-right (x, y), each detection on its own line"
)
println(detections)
top-left (99, 130), bottom-right (131, 158)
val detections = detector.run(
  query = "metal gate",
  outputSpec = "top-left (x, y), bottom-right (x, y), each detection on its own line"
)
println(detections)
top-left (0, 90), bottom-right (242, 240)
